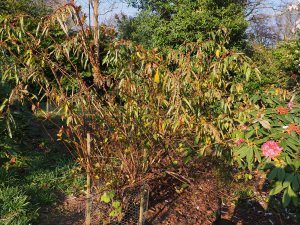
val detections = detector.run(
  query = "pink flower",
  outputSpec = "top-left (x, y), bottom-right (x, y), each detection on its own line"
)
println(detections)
top-left (288, 101), bottom-right (294, 110)
top-left (261, 141), bottom-right (283, 158)
top-left (236, 138), bottom-right (245, 146)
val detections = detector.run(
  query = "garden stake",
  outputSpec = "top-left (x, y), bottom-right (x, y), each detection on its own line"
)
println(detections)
top-left (138, 186), bottom-right (148, 225)
top-left (85, 133), bottom-right (92, 225)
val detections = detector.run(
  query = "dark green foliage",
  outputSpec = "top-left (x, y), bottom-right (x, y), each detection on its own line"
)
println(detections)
top-left (248, 35), bottom-right (300, 91)
top-left (0, 0), bottom-right (49, 17)
top-left (119, 0), bottom-right (248, 48)
top-left (273, 39), bottom-right (300, 89)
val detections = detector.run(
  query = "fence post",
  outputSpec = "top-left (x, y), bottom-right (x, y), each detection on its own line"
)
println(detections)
top-left (85, 133), bottom-right (92, 225)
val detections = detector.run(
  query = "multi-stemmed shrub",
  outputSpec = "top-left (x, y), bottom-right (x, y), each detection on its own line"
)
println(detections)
top-left (0, 3), bottom-right (259, 186)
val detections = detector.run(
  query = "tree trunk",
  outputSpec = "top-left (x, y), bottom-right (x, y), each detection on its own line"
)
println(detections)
top-left (91, 0), bottom-right (102, 85)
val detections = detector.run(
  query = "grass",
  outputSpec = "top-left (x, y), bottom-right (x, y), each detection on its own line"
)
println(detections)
top-left (0, 109), bottom-right (84, 225)
top-left (0, 185), bottom-right (36, 225)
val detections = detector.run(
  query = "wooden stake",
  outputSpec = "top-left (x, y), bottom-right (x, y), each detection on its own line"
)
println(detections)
top-left (138, 187), bottom-right (146, 225)
top-left (85, 133), bottom-right (92, 225)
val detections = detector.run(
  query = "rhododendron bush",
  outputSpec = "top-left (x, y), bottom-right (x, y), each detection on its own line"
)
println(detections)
top-left (233, 89), bottom-right (300, 207)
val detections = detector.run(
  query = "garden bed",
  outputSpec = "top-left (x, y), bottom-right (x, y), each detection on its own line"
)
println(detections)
top-left (38, 158), bottom-right (299, 225)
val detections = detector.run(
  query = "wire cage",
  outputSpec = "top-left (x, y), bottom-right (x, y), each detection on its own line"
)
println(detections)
top-left (101, 184), bottom-right (150, 225)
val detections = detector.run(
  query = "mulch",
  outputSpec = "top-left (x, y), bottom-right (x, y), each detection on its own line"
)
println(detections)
top-left (38, 158), bottom-right (299, 225)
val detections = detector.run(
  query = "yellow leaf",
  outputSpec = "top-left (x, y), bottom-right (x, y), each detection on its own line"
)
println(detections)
top-left (57, 127), bottom-right (63, 141)
top-left (55, 95), bottom-right (60, 104)
top-left (172, 160), bottom-right (178, 165)
top-left (175, 187), bottom-right (184, 194)
top-left (137, 52), bottom-right (144, 59)
top-left (154, 69), bottom-right (160, 83)
top-left (236, 83), bottom-right (243, 93)
top-left (216, 50), bottom-right (220, 58)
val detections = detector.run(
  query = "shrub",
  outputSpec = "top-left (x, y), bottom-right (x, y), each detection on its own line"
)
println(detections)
top-left (0, 5), bottom-right (260, 190)
top-left (233, 88), bottom-right (300, 207)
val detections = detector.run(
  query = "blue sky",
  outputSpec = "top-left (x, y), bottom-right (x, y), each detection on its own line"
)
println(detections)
top-left (75, 0), bottom-right (298, 24)
top-left (76, 0), bottom-right (137, 24)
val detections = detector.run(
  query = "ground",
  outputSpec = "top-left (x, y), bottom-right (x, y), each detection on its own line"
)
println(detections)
top-left (38, 158), bottom-right (299, 225)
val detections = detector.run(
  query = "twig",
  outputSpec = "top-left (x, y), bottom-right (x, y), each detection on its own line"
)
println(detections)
top-left (165, 171), bottom-right (193, 186)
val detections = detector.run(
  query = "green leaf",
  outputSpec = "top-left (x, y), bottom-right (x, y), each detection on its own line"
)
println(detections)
top-left (0, 99), bottom-right (8, 112)
top-left (291, 176), bottom-right (299, 191)
top-left (282, 188), bottom-right (291, 207)
top-left (112, 201), bottom-right (121, 208)
top-left (109, 209), bottom-right (118, 217)
top-left (287, 185), bottom-right (298, 206)
top-left (246, 148), bottom-right (253, 169)
top-left (100, 191), bottom-right (115, 203)
top-left (254, 148), bottom-right (261, 162)
top-left (109, 202), bottom-right (122, 217)
top-left (292, 197), bottom-right (298, 207)
top-left (234, 146), bottom-right (249, 159)
top-left (293, 160), bottom-right (300, 170)
top-left (245, 130), bottom-right (255, 139)
top-left (183, 155), bottom-right (192, 164)
top-left (194, 135), bottom-right (200, 145)
top-left (269, 182), bottom-right (284, 195)
top-left (101, 192), bottom-right (111, 203)
top-left (277, 168), bottom-right (285, 181)
top-left (286, 141), bottom-right (299, 152)
top-left (253, 137), bottom-right (269, 145)
top-left (245, 67), bottom-right (251, 81)
top-left (254, 68), bottom-right (261, 81)
top-left (267, 167), bottom-right (278, 180)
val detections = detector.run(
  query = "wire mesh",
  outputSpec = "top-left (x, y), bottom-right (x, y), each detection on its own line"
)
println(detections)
top-left (64, 184), bottom-right (150, 224)
top-left (119, 184), bottom-right (149, 225)
top-left (99, 184), bottom-right (150, 225)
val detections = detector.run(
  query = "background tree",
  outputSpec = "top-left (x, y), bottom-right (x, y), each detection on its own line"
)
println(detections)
top-left (0, 0), bottom-right (55, 17)
top-left (117, 0), bottom-right (248, 49)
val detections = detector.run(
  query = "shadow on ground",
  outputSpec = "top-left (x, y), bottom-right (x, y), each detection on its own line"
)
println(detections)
top-left (0, 110), bottom-right (84, 224)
